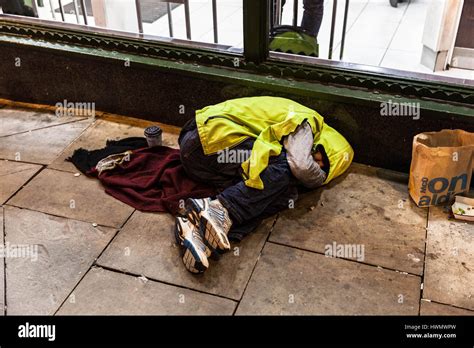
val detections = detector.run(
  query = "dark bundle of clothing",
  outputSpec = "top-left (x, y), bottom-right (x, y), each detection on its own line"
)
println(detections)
top-left (67, 138), bottom-right (216, 215)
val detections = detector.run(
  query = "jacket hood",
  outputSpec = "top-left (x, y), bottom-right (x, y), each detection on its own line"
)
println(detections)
top-left (313, 123), bottom-right (354, 185)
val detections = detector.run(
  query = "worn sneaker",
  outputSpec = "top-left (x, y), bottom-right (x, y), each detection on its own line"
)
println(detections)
top-left (185, 197), bottom-right (232, 254)
top-left (175, 216), bottom-right (211, 274)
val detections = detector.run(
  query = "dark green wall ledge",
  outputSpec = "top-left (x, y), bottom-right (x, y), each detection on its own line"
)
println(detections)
top-left (0, 24), bottom-right (473, 173)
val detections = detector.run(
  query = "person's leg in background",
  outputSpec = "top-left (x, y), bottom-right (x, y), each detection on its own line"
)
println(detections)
top-left (301, 0), bottom-right (324, 37)
top-left (390, 0), bottom-right (404, 8)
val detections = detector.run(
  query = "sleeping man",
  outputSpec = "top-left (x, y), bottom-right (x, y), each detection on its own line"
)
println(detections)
top-left (175, 96), bottom-right (354, 273)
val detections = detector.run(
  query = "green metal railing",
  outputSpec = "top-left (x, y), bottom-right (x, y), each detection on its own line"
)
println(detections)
top-left (0, 0), bottom-right (472, 108)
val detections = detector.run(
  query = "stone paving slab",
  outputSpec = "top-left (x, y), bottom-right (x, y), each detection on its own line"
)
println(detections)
top-left (57, 267), bottom-right (236, 315)
top-left (0, 107), bottom-right (87, 137)
top-left (0, 160), bottom-right (42, 205)
top-left (0, 207), bottom-right (4, 316)
top-left (236, 243), bottom-right (421, 315)
top-left (420, 300), bottom-right (474, 316)
top-left (97, 210), bottom-right (273, 300)
top-left (0, 118), bottom-right (94, 164)
top-left (4, 206), bottom-right (116, 315)
top-left (49, 115), bottom-right (180, 173)
top-left (7, 169), bottom-right (134, 228)
top-left (270, 163), bottom-right (427, 275)
top-left (423, 206), bottom-right (474, 311)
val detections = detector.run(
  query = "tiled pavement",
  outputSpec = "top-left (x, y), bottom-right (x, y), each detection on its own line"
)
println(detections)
top-left (0, 105), bottom-right (472, 315)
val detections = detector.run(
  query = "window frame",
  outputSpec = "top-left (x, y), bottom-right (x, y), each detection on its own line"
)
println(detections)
top-left (0, 0), bottom-right (472, 107)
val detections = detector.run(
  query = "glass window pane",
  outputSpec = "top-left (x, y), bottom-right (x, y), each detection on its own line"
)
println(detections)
top-left (269, 0), bottom-right (474, 82)
top-left (3, 0), bottom-right (243, 51)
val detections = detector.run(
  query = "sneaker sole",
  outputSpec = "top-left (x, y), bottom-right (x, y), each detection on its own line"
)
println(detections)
top-left (176, 215), bottom-right (221, 261)
top-left (182, 239), bottom-right (208, 274)
top-left (175, 218), bottom-right (209, 274)
top-left (185, 198), bottom-right (231, 254)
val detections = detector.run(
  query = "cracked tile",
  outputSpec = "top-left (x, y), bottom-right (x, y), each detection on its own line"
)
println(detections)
top-left (4, 206), bottom-right (116, 315)
top-left (0, 118), bottom-right (94, 164)
top-left (7, 169), bottom-right (134, 228)
top-left (270, 163), bottom-right (427, 275)
top-left (423, 206), bottom-right (474, 310)
top-left (236, 243), bottom-right (421, 315)
top-left (57, 267), bottom-right (236, 315)
top-left (0, 207), bottom-right (4, 316)
top-left (49, 114), bottom-right (180, 173)
top-left (97, 210), bottom-right (272, 300)
top-left (0, 107), bottom-right (87, 137)
top-left (0, 160), bottom-right (42, 204)
top-left (420, 301), bottom-right (474, 315)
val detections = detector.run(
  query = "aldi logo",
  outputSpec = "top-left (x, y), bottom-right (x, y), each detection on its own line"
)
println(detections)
top-left (417, 173), bottom-right (469, 207)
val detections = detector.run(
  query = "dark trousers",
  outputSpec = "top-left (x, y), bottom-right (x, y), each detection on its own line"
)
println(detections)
top-left (279, 0), bottom-right (325, 37)
top-left (178, 120), bottom-right (298, 241)
top-left (301, 0), bottom-right (325, 37)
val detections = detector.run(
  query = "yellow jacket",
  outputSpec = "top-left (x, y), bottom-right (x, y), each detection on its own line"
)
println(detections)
top-left (196, 96), bottom-right (354, 189)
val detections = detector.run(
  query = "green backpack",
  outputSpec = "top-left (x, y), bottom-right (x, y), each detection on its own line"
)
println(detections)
top-left (270, 25), bottom-right (319, 57)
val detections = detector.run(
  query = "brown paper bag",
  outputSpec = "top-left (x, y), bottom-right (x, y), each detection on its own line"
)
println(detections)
top-left (409, 129), bottom-right (474, 207)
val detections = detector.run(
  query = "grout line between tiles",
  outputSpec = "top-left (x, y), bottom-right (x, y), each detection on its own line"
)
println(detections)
top-left (0, 117), bottom-right (92, 139)
top-left (96, 264), bottom-right (239, 304)
top-left (267, 239), bottom-right (423, 278)
top-left (49, 117), bottom-right (100, 162)
top-left (51, 209), bottom-right (137, 316)
top-left (0, 158), bottom-right (49, 166)
top-left (90, 210), bottom-right (137, 264)
top-left (3, 166), bottom-right (46, 207)
top-left (2, 207), bottom-right (6, 315)
top-left (0, 167), bottom-right (41, 179)
top-left (418, 205), bottom-right (430, 316)
top-left (232, 214), bottom-right (280, 316)
top-left (420, 299), bottom-right (474, 314)
top-left (3, 203), bottom-right (122, 230)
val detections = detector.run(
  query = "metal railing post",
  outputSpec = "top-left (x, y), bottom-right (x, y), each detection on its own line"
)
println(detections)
top-left (184, 0), bottom-right (191, 40)
top-left (58, 0), bottom-right (66, 22)
top-left (135, 0), bottom-right (144, 34)
top-left (243, 0), bottom-right (269, 64)
top-left (72, 0), bottom-right (80, 24)
top-left (292, 0), bottom-right (298, 27)
top-left (212, 0), bottom-right (218, 43)
top-left (167, 2), bottom-right (173, 37)
top-left (274, 0), bottom-right (281, 26)
top-left (328, 0), bottom-right (337, 60)
top-left (48, 0), bottom-right (56, 20)
top-left (340, 0), bottom-right (350, 60)
top-left (80, 0), bottom-right (88, 25)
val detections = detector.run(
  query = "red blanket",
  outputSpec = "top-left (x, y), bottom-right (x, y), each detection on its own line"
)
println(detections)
top-left (89, 146), bottom-right (216, 215)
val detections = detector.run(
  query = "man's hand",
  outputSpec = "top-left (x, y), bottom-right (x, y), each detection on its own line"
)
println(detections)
top-left (283, 121), bottom-right (327, 189)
